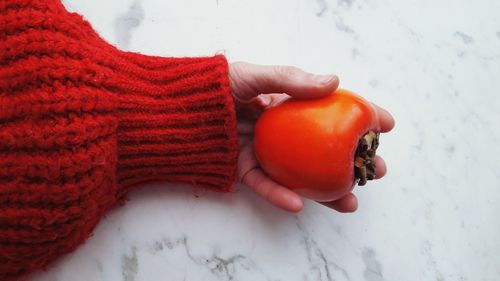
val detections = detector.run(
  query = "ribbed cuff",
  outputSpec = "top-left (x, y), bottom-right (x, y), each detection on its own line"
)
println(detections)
top-left (114, 54), bottom-right (238, 196)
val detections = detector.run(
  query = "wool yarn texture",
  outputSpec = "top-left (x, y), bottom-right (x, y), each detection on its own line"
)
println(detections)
top-left (0, 0), bottom-right (239, 279)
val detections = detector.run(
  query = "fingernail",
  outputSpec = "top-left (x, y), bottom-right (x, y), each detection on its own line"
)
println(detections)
top-left (314, 74), bottom-right (338, 85)
top-left (259, 95), bottom-right (271, 106)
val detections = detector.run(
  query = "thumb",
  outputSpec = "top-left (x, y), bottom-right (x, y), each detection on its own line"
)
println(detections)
top-left (230, 62), bottom-right (339, 102)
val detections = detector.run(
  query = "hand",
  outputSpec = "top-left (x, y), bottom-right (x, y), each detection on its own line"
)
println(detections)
top-left (229, 62), bottom-right (395, 213)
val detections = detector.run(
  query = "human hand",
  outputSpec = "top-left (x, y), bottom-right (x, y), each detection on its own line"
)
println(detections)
top-left (229, 62), bottom-right (395, 213)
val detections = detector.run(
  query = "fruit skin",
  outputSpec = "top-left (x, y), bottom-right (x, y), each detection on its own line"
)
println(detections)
top-left (253, 89), bottom-right (378, 202)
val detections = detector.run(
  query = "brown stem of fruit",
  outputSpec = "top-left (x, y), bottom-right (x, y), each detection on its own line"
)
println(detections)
top-left (354, 130), bottom-right (380, 186)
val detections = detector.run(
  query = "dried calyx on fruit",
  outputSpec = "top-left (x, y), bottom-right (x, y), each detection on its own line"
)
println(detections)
top-left (354, 130), bottom-right (379, 186)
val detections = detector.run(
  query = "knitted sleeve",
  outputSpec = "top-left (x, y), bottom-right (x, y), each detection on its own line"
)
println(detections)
top-left (0, 0), bottom-right (239, 279)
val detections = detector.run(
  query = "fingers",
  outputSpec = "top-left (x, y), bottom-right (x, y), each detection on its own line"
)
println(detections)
top-left (265, 93), bottom-right (290, 107)
top-left (319, 193), bottom-right (358, 213)
top-left (319, 156), bottom-right (384, 212)
top-left (236, 97), bottom-right (267, 120)
top-left (238, 140), bottom-right (303, 213)
top-left (242, 168), bottom-right (304, 213)
top-left (238, 139), bottom-right (383, 213)
top-left (230, 62), bottom-right (339, 102)
top-left (237, 121), bottom-right (255, 135)
top-left (237, 141), bottom-right (259, 179)
top-left (374, 155), bottom-right (387, 179)
top-left (370, 104), bottom-right (391, 180)
top-left (372, 103), bottom-right (395, 133)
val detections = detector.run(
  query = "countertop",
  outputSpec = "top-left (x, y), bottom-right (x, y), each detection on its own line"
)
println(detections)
top-left (31, 0), bottom-right (500, 280)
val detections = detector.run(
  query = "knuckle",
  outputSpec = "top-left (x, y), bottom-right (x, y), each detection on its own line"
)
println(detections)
top-left (229, 62), bottom-right (246, 80)
top-left (230, 61), bottom-right (247, 71)
top-left (274, 65), bottom-right (302, 78)
top-left (230, 62), bottom-right (260, 101)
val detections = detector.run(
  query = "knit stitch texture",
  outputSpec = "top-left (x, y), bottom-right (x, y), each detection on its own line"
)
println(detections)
top-left (0, 0), bottom-right (239, 279)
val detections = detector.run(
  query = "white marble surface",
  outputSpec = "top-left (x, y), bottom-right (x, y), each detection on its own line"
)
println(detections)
top-left (31, 0), bottom-right (500, 280)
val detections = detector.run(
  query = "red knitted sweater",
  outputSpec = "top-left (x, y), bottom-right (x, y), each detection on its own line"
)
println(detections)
top-left (0, 0), bottom-right (239, 279)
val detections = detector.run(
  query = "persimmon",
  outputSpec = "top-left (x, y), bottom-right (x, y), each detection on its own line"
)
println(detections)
top-left (253, 89), bottom-right (380, 202)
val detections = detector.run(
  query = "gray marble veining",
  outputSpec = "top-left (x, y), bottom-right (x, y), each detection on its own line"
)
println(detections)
top-left (35, 0), bottom-right (500, 280)
top-left (114, 1), bottom-right (144, 49)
